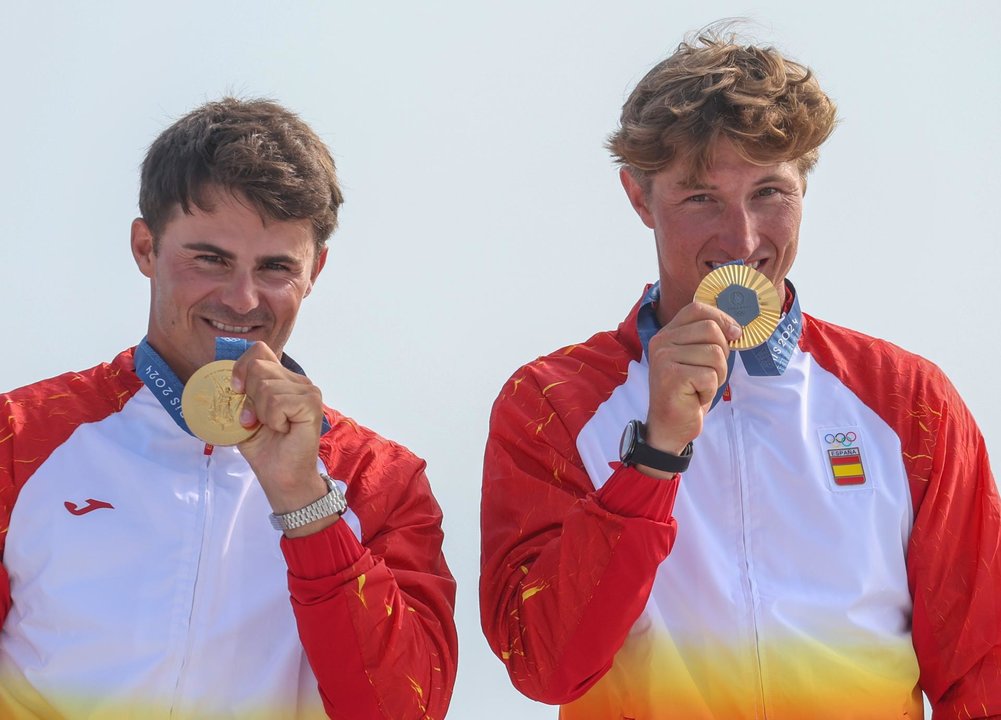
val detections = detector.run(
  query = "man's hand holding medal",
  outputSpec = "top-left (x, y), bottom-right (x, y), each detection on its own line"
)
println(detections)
top-left (181, 341), bottom-right (336, 537)
top-left (644, 263), bottom-right (782, 476)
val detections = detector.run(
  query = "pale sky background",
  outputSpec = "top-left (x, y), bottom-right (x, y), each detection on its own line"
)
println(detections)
top-left (2, 2), bottom-right (999, 718)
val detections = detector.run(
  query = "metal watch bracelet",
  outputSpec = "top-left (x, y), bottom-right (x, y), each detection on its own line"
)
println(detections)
top-left (269, 473), bottom-right (347, 532)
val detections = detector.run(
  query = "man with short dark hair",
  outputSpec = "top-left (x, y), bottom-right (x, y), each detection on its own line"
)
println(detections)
top-left (480, 29), bottom-right (1001, 718)
top-left (0, 98), bottom-right (457, 720)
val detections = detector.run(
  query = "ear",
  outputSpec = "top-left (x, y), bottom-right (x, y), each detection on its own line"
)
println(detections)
top-left (131, 218), bottom-right (156, 278)
top-left (305, 245), bottom-right (328, 297)
top-left (619, 168), bottom-right (656, 229)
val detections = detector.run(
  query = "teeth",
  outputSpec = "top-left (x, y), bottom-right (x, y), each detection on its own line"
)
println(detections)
top-left (711, 261), bottom-right (760, 270)
top-left (210, 320), bottom-right (253, 334)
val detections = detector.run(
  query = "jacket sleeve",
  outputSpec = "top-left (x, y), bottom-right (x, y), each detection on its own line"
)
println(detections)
top-left (281, 453), bottom-right (457, 720)
top-left (904, 372), bottom-right (1001, 718)
top-left (0, 423), bottom-right (12, 627)
top-left (479, 368), bottom-right (681, 704)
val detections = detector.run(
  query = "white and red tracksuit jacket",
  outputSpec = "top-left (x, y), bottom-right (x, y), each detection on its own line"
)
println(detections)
top-left (480, 283), bottom-right (1001, 719)
top-left (0, 348), bottom-right (457, 719)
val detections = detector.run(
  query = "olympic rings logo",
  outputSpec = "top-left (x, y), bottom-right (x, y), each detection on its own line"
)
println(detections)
top-left (825, 432), bottom-right (857, 447)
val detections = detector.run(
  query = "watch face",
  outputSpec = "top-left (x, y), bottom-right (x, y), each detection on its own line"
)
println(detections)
top-left (619, 421), bottom-right (637, 462)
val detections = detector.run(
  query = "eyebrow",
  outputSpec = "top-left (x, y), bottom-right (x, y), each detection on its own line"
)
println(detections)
top-left (679, 174), bottom-right (792, 190)
top-left (183, 242), bottom-right (302, 267)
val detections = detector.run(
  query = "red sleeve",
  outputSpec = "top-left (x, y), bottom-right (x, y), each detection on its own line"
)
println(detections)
top-left (479, 368), bottom-right (680, 704)
top-left (0, 425), bottom-right (12, 626)
top-left (282, 451), bottom-right (457, 720)
top-left (904, 378), bottom-right (1001, 718)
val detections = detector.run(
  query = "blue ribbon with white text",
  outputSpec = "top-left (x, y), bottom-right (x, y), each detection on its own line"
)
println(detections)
top-left (134, 338), bottom-right (192, 435)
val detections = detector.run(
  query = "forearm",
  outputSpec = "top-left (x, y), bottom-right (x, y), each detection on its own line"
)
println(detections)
top-left (932, 647), bottom-right (1001, 719)
top-left (283, 522), bottom-right (457, 720)
top-left (904, 382), bottom-right (1001, 716)
top-left (481, 465), bottom-right (679, 704)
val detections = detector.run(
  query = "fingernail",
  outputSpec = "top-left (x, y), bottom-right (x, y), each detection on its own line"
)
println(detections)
top-left (240, 408), bottom-right (254, 426)
top-left (729, 323), bottom-right (743, 339)
top-left (231, 375), bottom-right (243, 393)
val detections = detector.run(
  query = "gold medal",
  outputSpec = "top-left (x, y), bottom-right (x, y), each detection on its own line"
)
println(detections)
top-left (694, 264), bottom-right (782, 350)
top-left (181, 360), bottom-right (258, 446)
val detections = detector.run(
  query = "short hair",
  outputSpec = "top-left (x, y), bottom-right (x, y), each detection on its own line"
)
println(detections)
top-left (139, 97), bottom-right (343, 253)
top-left (607, 25), bottom-right (838, 186)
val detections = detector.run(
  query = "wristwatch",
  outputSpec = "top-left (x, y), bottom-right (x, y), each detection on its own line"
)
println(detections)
top-left (269, 473), bottom-right (347, 532)
top-left (619, 420), bottom-right (694, 474)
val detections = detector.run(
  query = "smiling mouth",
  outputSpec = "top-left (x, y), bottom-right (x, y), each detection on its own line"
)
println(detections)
top-left (207, 319), bottom-right (255, 334)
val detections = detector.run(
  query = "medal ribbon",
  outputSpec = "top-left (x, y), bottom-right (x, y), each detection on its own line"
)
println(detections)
top-left (214, 336), bottom-right (250, 361)
top-left (134, 337), bottom-right (330, 436)
top-left (134, 337), bottom-right (192, 435)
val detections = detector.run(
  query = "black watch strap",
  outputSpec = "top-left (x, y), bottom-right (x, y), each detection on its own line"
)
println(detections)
top-left (620, 420), bottom-right (694, 474)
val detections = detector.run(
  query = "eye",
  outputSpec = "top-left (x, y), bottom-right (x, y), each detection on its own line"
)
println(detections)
top-left (755, 187), bottom-right (779, 198)
top-left (262, 261), bottom-right (292, 272)
top-left (685, 193), bottom-right (711, 203)
top-left (195, 254), bottom-right (226, 265)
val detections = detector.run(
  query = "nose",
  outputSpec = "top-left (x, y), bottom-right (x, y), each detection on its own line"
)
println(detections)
top-left (218, 269), bottom-right (260, 316)
top-left (717, 202), bottom-right (759, 261)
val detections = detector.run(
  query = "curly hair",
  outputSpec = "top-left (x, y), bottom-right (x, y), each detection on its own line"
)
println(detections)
top-left (607, 26), bottom-right (838, 186)
top-left (139, 97), bottom-right (343, 253)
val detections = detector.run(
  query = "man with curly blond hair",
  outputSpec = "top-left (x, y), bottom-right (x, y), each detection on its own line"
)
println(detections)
top-left (480, 27), bottom-right (1001, 719)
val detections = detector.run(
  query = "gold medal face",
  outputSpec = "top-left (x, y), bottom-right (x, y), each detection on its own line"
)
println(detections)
top-left (181, 360), bottom-right (257, 446)
top-left (694, 264), bottom-right (782, 349)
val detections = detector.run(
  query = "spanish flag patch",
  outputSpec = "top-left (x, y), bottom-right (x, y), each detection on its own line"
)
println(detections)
top-left (828, 447), bottom-right (866, 486)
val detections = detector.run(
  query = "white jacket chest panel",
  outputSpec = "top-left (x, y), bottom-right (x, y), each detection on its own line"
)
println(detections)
top-left (577, 348), bottom-right (915, 656)
top-left (1, 387), bottom-right (322, 718)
